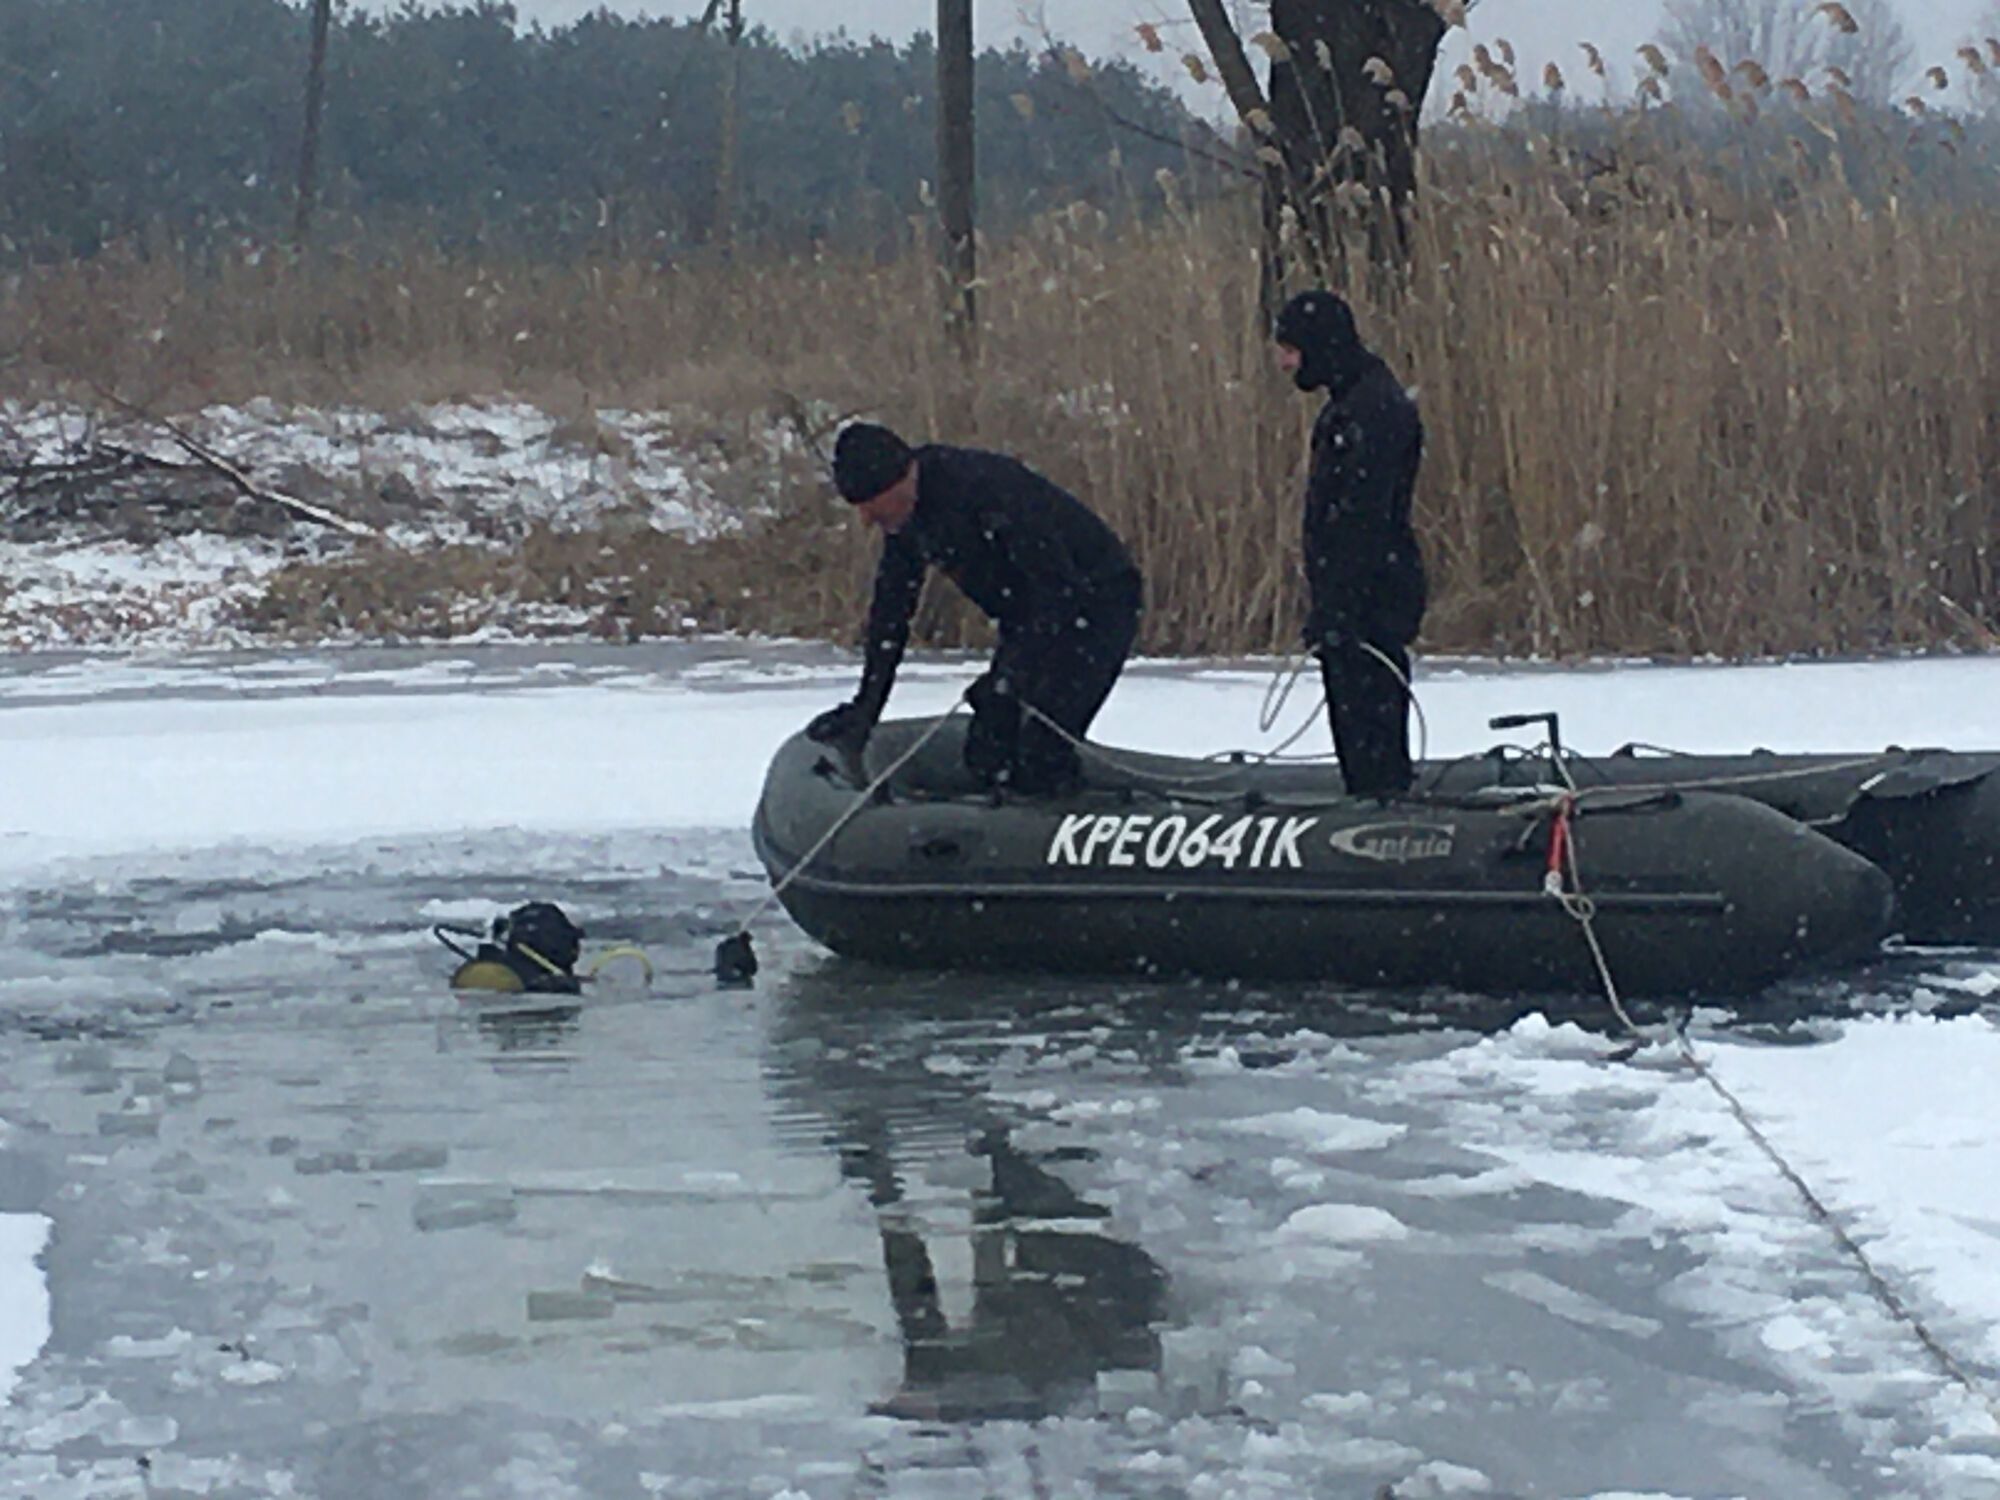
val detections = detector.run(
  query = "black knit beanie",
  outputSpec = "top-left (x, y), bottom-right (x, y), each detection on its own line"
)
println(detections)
top-left (833, 423), bottom-right (914, 503)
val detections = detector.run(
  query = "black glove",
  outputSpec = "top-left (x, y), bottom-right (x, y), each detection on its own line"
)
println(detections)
top-left (806, 700), bottom-right (871, 748)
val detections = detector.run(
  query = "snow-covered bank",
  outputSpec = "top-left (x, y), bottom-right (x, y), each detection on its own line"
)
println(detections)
top-left (1, 399), bottom-right (771, 652)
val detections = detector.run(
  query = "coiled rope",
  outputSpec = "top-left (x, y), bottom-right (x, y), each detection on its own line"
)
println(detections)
top-left (1028, 643), bottom-right (1429, 791)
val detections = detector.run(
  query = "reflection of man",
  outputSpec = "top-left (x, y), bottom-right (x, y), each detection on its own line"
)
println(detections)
top-left (809, 423), bottom-right (1144, 797)
top-left (840, 1117), bottom-right (1164, 1422)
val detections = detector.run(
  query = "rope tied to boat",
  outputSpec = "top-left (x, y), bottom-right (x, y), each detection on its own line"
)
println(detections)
top-left (1541, 794), bottom-right (1647, 1038)
top-left (1546, 794), bottom-right (2000, 1430)
top-left (715, 692), bottom-right (972, 985)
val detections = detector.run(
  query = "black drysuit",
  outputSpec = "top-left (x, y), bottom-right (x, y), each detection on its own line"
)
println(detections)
top-left (1302, 351), bottom-right (1427, 797)
top-left (848, 446), bottom-right (1142, 793)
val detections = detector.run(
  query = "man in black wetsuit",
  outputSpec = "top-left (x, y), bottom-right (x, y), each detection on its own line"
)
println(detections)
top-left (806, 422), bottom-right (1143, 796)
top-left (1274, 290), bottom-right (1427, 798)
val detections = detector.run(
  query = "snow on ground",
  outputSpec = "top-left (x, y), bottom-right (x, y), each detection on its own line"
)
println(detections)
top-left (4, 646), bottom-right (1997, 878)
top-left (2, 398), bottom-right (716, 536)
top-left (1, 399), bottom-right (776, 652)
top-left (1380, 1014), bottom-right (2000, 1495)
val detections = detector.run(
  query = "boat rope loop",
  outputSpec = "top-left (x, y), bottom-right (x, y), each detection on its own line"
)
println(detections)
top-left (716, 693), bottom-right (972, 984)
top-left (1028, 642), bottom-right (1430, 790)
top-left (1546, 798), bottom-right (2000, 1426)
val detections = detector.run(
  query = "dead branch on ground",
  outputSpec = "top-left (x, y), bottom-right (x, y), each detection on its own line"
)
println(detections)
top-left (92, 390), bottom-right (379, 538)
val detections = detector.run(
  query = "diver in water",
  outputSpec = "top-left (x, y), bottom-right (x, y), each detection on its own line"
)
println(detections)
top-left (809, 422), bottom-right (1144, 797)
top-left (1274, 290), bottom-right (1427, 799)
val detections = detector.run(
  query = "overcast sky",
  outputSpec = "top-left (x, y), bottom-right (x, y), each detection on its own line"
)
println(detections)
top-left (506, 0), bottom-right (1998, 105)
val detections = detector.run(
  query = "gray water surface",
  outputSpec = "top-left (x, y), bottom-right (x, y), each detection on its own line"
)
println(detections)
top-left (2, 651), bottom-right (1993, 1499)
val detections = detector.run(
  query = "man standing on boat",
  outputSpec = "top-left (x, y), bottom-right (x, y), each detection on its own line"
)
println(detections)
top-left (1274, 290), bottom-right (1427, 798)
top-left (806, 422), bottom-right (1144, 797)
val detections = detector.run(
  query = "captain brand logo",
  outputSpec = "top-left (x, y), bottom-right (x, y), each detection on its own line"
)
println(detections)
top-left (1327, 822), bottom-right (1457, 863)
top-left (1045, 813), bottom-right (1321, 872)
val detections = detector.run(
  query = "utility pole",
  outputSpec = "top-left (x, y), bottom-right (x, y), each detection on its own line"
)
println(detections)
top-left (293, 0), bottom-right (334, 246)
top-left (713, 0), bottom-right (744, 255)
top-left (936, 0), bottom-right (976, 356)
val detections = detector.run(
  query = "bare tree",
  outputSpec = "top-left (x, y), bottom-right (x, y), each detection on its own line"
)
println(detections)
top-left (1191, 0), bottom-right (1455, 293)
top-left (713, 0), bottom-right (743, 255)
top-left (292, 0), bottom-right (334, 246)
top-left (1973, 7), bottom-right (2000, 115)
top-left (937, 0), bottom-right (976, 356)
top-left (1658, 0), bottom-right (1915, 104)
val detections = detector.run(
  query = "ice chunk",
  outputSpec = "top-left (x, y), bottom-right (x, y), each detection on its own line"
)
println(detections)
top-left (218, 1358), bottom-right (287, 1386)
top-left (163, 1051), bottom-right (202, 1094)
top-left (365, 1145), bottom-right (450, 1173)
top-left (1276, 1203), bottom-right (1410, 1243)
top-left (1095, 1369), bottom-right (1160, 1416)
top-left (1226, 1107), bottom-right (1405, 1154)
top-left (1231, 1345), bottom-right (1297, 1379)
top-left (105, 1328), bottom-right (195, 1359)
top-left (526, 1291), bottom-right (615, 1321)
top-left (1383, 1459), bottom-right (1494, 1497)
top-left (1483, 1270), bottom-right (1661, 1339)
top-left (413, 1184), bottom-right (519, 1232)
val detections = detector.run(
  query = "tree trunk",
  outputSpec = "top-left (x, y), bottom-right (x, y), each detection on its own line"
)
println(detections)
top-left (713, 0), bottom-right (744, 256)
top-left (1192, 0), bottom-right (1448, 283)
top-left (936, 0), bottom-right (977, 357)
top-left (292, 0), bottom-right (333, 247)
top-left (1269, 0), bottom-right (1445, 254)
top-left (1187, 0), bottom-right (1274, 131)
top-left (1189, 0), bottom-right (1301, 318)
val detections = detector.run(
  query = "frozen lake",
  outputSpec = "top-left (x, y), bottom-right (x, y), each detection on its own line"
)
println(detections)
top-left (4, 644), bottom-right (2000, 1498)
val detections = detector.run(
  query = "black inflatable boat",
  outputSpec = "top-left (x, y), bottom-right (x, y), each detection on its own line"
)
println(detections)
top-left (753, 720), bottom-right (1895, 995)
top-left (1419, 739), bottom-right (2000, 944)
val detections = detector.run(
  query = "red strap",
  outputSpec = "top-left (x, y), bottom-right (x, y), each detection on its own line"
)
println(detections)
top-left (1545, 798), bottom-right (1573, 891)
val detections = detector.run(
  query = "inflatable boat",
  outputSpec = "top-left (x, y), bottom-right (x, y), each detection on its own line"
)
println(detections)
top-left (1417, 739), bottom-right (2000, 945)
top-left (753, 720), bottom-right (1894, 995)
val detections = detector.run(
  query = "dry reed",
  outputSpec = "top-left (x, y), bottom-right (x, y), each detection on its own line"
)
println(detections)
top-left (5, 109), bottom-right (1996, 659)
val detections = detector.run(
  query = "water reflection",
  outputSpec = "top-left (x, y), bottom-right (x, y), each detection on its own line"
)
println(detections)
top-left (434, 996), bottom-right (584, 1070)
top-left (768, 965), bottom-right (1168, 1421)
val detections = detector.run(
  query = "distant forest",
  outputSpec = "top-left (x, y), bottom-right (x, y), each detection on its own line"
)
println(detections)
top-left (0, 0), bottom-right (1218, 260)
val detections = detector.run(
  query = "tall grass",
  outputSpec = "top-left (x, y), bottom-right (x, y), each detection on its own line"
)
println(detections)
top-left (5, 108), bottom-right (1996, 659)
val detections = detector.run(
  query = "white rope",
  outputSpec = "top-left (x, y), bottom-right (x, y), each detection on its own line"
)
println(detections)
top-left (1258, 653), bottom-right (1314, 735)
top-left (1546, 798), bottom-right (2000, 1426)
top-left (1360, 639), bottom-right (1429, 769)
top-left (1566, 751), bottom-right (1896, 809)
top-left (1026, 644), bottom-right (1431, 789)
top-left (735, 695), bottom-right (969, 934)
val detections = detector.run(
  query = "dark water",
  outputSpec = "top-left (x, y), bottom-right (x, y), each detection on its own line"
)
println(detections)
top-left (7, 817), bottom-right (1996, 1500)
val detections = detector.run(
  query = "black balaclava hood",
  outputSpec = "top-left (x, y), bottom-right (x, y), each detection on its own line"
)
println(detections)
top-left (833, 422), bottom-right (915, 503)
top-left (1274, 290), bottom-right (1367, 395)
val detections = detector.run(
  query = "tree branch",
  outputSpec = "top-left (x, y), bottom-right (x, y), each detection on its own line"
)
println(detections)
top-left (1188, 0), bottom-right (1276, 132)
top-left (94, 391), bottom-right (378, 538)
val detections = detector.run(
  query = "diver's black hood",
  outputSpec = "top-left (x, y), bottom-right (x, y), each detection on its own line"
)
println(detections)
top-left (1274, 290), bottom-right (1374, 396)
